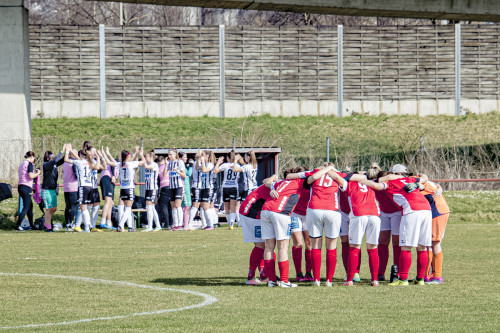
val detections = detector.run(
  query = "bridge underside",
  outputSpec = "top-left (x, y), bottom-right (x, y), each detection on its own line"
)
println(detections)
top-left (91, 0), bottom-right (500, 22)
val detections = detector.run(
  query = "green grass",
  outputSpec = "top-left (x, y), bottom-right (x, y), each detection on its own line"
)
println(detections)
top-left (31, 113), bottom-right (500, 164)
top-left (0, 191), bottom-right (499, 332)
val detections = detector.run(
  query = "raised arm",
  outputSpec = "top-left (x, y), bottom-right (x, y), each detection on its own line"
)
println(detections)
top-left (64, 145), bottom-right (79, 164)
top-left (307, 166), bottom-right (334, 184)
top-left (232, 154), bottom-right (243, 172)
top-left (213, 156), bottom-right (224, 174)
top-left (137, 147), bottom-right (146, 167)
top-left (103, 147), bottom-right (118, 167)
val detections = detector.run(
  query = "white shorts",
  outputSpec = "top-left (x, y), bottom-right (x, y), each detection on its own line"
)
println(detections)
top-left (306, 208), bottom-right (341, 239)
top-left (349, 215), bottom-right (381, 245)
top-left (239, 215), bottom-right (263, 243)
top-left (339, 212), bottom-right (350, 237)
top-left (260, 210), bottom-right (292, 241)
top-left (380, 211), bottom-right (402, 235)
top-left (399, 210), bottom-right (432, 247)
top-left (290, 212), bottom-right (307, 232)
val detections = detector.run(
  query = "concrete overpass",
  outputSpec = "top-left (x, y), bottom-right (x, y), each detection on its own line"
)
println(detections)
top-left (92, 0), bottom-right (500, 22)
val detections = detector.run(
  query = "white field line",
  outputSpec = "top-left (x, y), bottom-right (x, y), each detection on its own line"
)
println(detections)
top-left (0, 272), bottom-right (218, 330)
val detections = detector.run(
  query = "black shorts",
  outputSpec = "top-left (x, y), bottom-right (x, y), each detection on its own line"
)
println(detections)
top-left (90, 188), bottom-right (101, 204)
top-left (192, 188), bottom-right (201, 203)
top-left (170, 187), bottom-right (183, 201)
top-left (145, 190), bottom-right (157, 202)
top-left (200, 188), bottom-right (213, 203)
top-left (223, 187), bottom-right (238, 202)
top-left (78, 186), bottom-right (93, 205)
top-left (120, 188), bottom-right (135, 201)
top-left (100, 176), bottom-right (115, 199)
top-left (238, 189), bottom-right (249, 202)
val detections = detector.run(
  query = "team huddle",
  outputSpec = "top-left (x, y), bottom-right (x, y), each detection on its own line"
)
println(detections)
top-left (239, 163), bottom-right (449, 288)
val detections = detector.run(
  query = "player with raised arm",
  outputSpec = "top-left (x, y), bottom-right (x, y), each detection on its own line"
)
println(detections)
top-left (188, 151), bottom-right (203, 228)
top-left (89, 147), bottom-right (104, 232)
top-left (41, 144), bottom-right (66, 231)
top-left (213, 150), bottom-right (243, 230)
top-left (167, 148), bottom-right (187, 230)
top-left (142, 151), bottom-right (161, 232)
top-left (97, 147), bottom-right (118, 230)
top-left (197, 150), bottom-right (216, 230)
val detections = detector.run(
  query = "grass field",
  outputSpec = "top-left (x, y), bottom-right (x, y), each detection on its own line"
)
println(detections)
top-left (0, 191), bottom-right (499, 332)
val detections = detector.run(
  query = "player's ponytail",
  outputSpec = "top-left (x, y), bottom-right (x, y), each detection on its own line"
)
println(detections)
top-left (121, 150), bottom-right (130, 165)
top-left (247, 150), bottom-right (257, 169)
top-left (208, 151), bottom-right (216, 165)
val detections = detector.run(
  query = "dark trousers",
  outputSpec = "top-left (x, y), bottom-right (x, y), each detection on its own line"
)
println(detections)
top-left (64, 191), bottom-right (78, 227)
top-left (159, 187), bottom-right (172, 228)
top-left (17, 185), bottom-right (33, 228)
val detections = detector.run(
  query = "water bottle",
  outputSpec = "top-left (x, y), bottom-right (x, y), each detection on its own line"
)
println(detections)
top-left (390, 265), bottom-right (399, 283)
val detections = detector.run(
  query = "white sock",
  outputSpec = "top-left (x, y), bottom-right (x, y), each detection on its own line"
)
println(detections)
top-left (203, 209), bottom-right (211, 228)
top-left (100, 217), bottom-right (106, 227)
top-left (107, 220), bottom-right (112, 227)
top-left (82, 209), bottom-right (91, 230)
top-left (228, 213), bottom-right (235, 227)
top-left (213, 209), bottom-right (219, 225)
top-left (189, 206), bottom-right (199, 223)
top-left (118, 205), bottom-right (124, 225)
top-left (91, 205), bottom-right (99, 229)
top-left (146, 205), bottom-right (153, 229)
top-left (172, 209), bottom-right (178, 227)
top-left (200, 208), bottom-right (207, 228)
top-left (127, 210), bottom-right (134, 229)
top-left (119, 206), bottom-right (130, 229)
top-left (75, 208), bottom-right (83, 228)
top-left (177, 207), bottom-right (184, 228)
top-left (153, 208), bottom-right (160, 229)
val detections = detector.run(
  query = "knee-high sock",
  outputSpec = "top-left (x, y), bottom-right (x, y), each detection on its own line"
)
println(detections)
top-left (213, 209), bottom-right (219, 225)
top-left (74, 208), bottom-right (83, 228)
top-left (416, 250), bottom-right (428, 279)
top-left (200, 208), bottom-right (207, 228)
top-left (171, 208), bottom-right (178, 227)
top-left (228, 213), bottom-right (236, 227)
top-left (146, 205), bottom-right (154, 229)
top-left (433, 251), bottom-right (443, 278)
top-left (176, 207), bottom-right (184, 228)
top-left (152, 207), bottom-right (160, 229)
top-left (346, 247), bottom-right (360, 282)
top-left (399, 250), bottom-right (412, 281)
top-left (264, 259), bottom-right (277, 283)
top-left (368, 248), bottom-right (379, 282)
top-left (118, 206), bottom-right (130, 229)
top-left (305, 249), bottom-right (312, 274)
top-left (278, 260), bottom-right (289, 284)
top-left (189, 206), bottom-right (199, 223)
top-left (326, 249), bottom-right (337, 283)
top-left (248, 246), bottom-right (265, 280)
top-left (311, 249), bottom-right (322, 282)
top-left (117, 205), bottom-right (124, 226)
top-left (82, 209), bottom-right (91, 230)
top-left (291, 246), bottom-right (303, 275)
top-left (205, 209), bottom-right (213, 227)
top-left (393, 242), bottom-right (401, 267)
top-left (378, 244), bottom-right (390, 276)
top-left (356, 251), bottom-right (362, 274)
top-left (91, 205), bottom-right (99, 229)
top-left (127, 209), bottom-right (134, 229)
top-left (341, 242), bottom-right (350, 273)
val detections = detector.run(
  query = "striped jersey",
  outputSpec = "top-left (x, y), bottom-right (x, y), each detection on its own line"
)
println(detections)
top-left (145, 162), bottom-right (159, 191)
top-left (91, 159), bottom-right (98, 189)
top-left (193, 161), bottom-right (214, 189)
top-left (73, 159), bottom-right (93, 188)
top-left (168, 159), bottom-right (186, 189)
top-left (191, 163), bottom-right (201, 189)
top-left (119, 161), bottom-right (139, 190)
top-left (219, 163), bottom-right (239, 188)
top-left (240, 164), bottom-right (258, 192)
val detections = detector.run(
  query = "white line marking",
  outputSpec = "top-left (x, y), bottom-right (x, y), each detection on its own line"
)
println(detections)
top-left (0, 272), bottom-right (218, 330)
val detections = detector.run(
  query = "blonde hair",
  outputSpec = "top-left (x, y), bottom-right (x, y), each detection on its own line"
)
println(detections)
top-left (367, 163), bottom-right (382, 180)
top-left (236, 155), bottom-right (245, 165)
top-left (323, 162), bottom-right (334, 167)
top-left (246, 150), bottom-right (257, 169)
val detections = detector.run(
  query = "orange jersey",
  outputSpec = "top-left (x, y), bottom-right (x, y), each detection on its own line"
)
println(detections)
top-left (420, 181), bottom-right (450, 218)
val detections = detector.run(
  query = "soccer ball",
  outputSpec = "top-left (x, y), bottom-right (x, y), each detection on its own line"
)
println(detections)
top-left (53, 223), bottom-right (63, 231)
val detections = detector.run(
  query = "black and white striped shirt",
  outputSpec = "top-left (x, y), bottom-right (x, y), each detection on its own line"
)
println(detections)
top-left (241, 164), bottom-right (258, 191)
top-left (145, 162), bottom-right (159, 191)
top-left (168, 159), bottom-right (186, 189)
top-left (200, 162), bottom-right (214, 189)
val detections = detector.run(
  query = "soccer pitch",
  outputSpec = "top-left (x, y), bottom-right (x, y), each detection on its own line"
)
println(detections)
top-left (0, 192), bottom-right (499, 332)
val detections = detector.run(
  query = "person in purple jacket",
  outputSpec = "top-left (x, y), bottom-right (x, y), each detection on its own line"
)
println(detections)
top-left (16, 151), bottom-right (41, 231)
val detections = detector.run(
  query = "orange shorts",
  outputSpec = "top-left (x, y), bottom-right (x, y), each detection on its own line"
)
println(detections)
top-left (432, 213), bottom-right (449, 241)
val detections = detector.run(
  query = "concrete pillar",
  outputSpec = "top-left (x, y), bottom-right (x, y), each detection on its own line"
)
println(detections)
top-left (0, 1), bottom-right (31, 181)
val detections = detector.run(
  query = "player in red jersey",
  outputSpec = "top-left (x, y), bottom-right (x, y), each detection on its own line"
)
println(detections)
top-left (239, 176), bottom-right (279, 286)
top-left (341, 169), bottom-right (381, 287)
top-left (261, 168), bottom-right (317, 288)
top-left (339, 180), bottom-right (361, 282)
top-left (364, 164), bottom-right (431, 286)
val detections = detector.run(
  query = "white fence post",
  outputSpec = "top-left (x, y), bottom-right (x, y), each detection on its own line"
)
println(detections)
top-left (99, 24), bottom-right (106, 119)
top-left (338, 25), bottom-right (343, 118)
top-left (219, 25), bottom-right (226, 118)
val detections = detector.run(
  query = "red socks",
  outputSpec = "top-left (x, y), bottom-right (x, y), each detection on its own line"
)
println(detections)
top-left (356, 251), bottom-right (362, 274)
top-left (399, 250), bottom-right (412, 281)
top-left (393, 242), bottom-right (401, 267)
top-left (367, 248), bottom-right (379, 282)
top-left (305, 249), bottom-right (312, 274)
top-left (292, 246), bottom-right (303, 275)
top-left (346, 247), bottom-right (360, 282)
top-left (311, 249), bottom-right (322, 281)
top-left (278, 260), bottom-right (289, 283)
top-left (416, 250), bottom-right (429, 279)
top-left (264, 259), bottom-right (276, 282)
top-left (378, 244), bottom-right (389, 276)
top-left (341, 242), bottom-right (349, 273)
top-left (326, 249), bottom-right (336, 283)
top-left (248, 246), bottom-right (265, 280)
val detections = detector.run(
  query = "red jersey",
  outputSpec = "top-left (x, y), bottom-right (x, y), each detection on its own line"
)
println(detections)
top-left (385, 177), bottom-right (431, 215)
top-left (339, 189), bottom-right (351, 214)
top-left (374, 190), bottom-right (400, 214)
top-left (343, 181), bottom-right (380, 217)
top-left (262, 179), bottom-right (305, 216)
top-left (239, 184), bottom-right (271, 220)
top-left (293, 186), bottom-right (310, 216)
top-left (308, 171), bottom-right (347, 211)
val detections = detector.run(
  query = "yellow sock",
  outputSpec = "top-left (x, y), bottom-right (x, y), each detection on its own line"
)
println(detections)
top-left (434, 251), bottom-right (443, 278)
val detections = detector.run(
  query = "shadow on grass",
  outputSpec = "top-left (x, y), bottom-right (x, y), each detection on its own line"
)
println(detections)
top-left (151, 276), bottom-right (243, 287)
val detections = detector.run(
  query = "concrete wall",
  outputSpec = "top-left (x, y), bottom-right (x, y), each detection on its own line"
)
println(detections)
top-left (0, 1), bottom-right (31, 181)
top-left (30, 99), bottom-right (498, 119)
